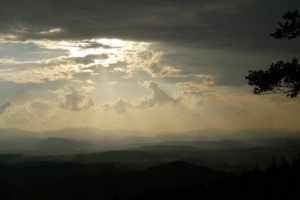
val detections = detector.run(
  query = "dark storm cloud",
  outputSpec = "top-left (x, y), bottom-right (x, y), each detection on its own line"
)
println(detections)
top-left (0, 0), bottom-right (299, 52)
top-left (150, 42), bottom-right (300, 87)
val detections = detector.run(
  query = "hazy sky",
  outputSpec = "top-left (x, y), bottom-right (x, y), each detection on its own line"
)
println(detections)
top-left (0, 0), bottom-right (299, 132)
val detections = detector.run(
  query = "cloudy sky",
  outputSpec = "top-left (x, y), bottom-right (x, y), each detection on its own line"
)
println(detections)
top-left (0, 0), bottom-right (299, 132)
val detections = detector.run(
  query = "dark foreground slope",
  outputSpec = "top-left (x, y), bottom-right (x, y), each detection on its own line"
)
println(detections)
top-left (139, 161), bottom-right (219, 187)
top-left (0, 161), bottom-right (220, 200)
top-left (1, 157), bottom-right (300, 200)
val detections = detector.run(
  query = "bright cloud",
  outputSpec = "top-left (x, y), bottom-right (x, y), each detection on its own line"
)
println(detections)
top-left (137, 81), bottom-right (178, 108)
top-left (53, 85), bottom-right (94, 112)
top-left (100, 98), bottom-right (133, 113)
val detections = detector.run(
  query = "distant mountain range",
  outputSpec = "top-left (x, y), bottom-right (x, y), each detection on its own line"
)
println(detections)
top-left (1, 127), bottom-right (300, 199)
top-left (0, 127), bottom-right (300, 158)
top-left (1, 127), bottom-right (300, 141)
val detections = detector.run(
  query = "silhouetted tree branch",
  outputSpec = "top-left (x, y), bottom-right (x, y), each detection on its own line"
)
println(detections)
top-left (271, 10), bottom-right (300, 39)
top-left (246, 57), bottom-right (300, 98)
top-left (245, 10), bottom-right (300, 98)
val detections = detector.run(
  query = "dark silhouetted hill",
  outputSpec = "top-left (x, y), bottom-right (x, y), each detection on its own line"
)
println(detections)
top-left (0, 161), bottom-right (221, 200)
top-left (140, 160), bottom-right (221, 186)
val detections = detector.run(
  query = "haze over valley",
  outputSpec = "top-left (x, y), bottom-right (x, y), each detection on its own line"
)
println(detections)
top-left (1, 127), bottom-right (300, 171)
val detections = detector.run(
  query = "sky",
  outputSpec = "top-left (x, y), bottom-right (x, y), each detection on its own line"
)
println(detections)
top-left (0, 0), bottom-right (299, 132)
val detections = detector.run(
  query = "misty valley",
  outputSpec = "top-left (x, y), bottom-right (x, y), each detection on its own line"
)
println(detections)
top-left (1, 128), bottom-right (300, 199)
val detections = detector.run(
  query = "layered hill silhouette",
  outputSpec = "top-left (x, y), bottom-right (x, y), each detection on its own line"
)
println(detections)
top-left (1, 127), bottom-right (300, 199)
top-left (1, 127), bottom-right (300, 155)
top-left (1, 127), bottom-right (300, 171)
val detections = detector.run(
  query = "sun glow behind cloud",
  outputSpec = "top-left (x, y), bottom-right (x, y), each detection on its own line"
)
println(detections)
top-left (0, 34), bottom-right (300, 132)
top-left (59, 38), bottom-right (152, 67)
top-left (0, 0), bottom-right (299, 133)
top-left (0, 38), bottom-right (155, 83)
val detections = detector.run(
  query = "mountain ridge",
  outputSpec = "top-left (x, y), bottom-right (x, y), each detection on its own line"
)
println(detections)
top-left (1, 127), bottom-right (299, 141)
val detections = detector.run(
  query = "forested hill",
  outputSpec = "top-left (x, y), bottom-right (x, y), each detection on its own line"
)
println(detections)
top-left (1, 157), bottom-right (300, 200)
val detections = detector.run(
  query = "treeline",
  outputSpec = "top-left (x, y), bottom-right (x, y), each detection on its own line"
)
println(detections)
top-left (0, 156), bottom-right (300, 200)
top-left (126, 156), bottom-right (300, 200)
